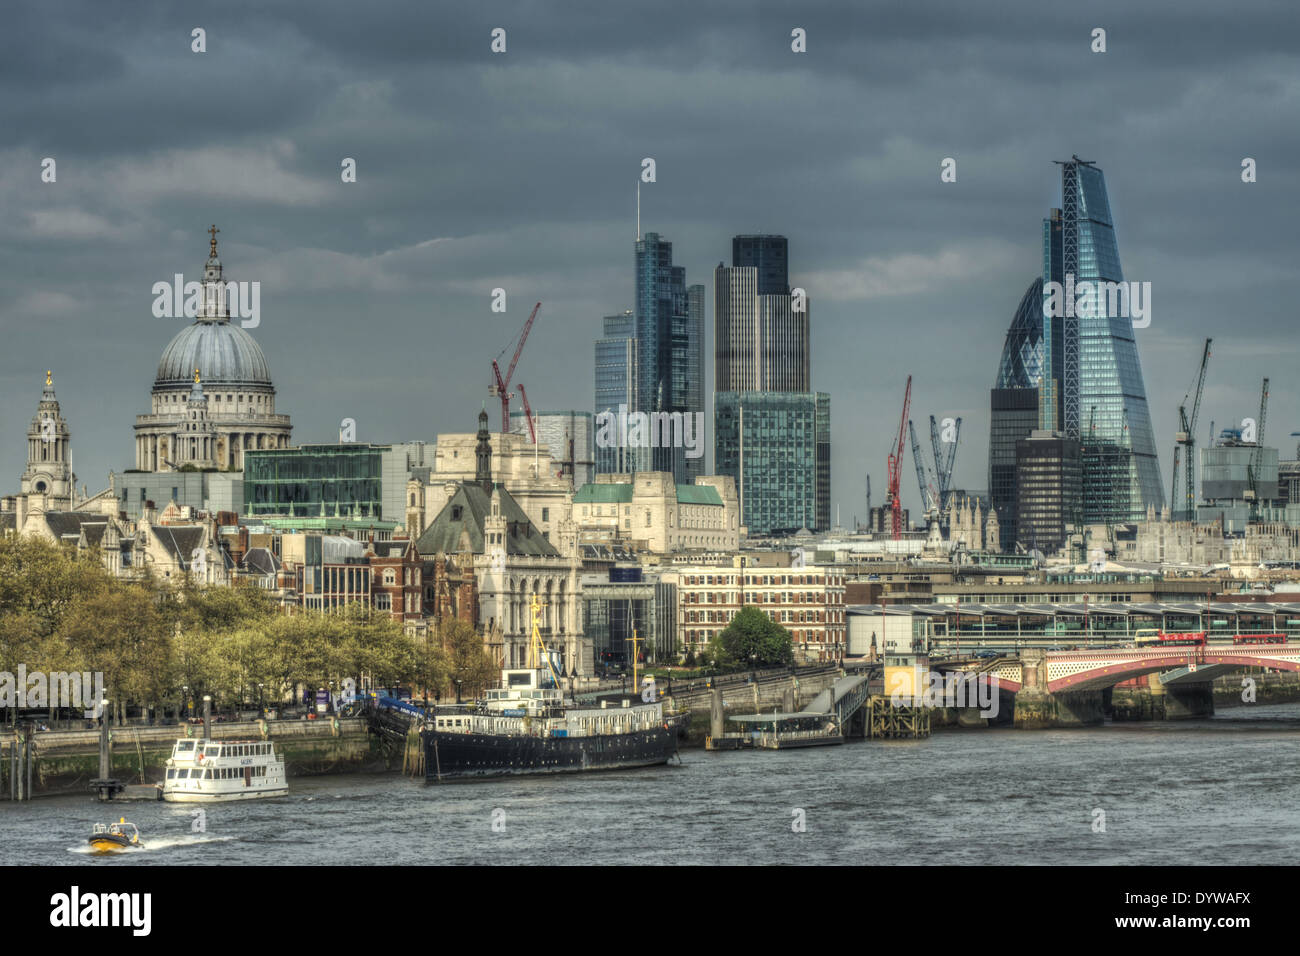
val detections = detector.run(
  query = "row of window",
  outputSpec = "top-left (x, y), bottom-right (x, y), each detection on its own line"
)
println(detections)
top-left (684, 590), bottom-right (841, 606)
top-left (167, 766), bottom-right (270, 780)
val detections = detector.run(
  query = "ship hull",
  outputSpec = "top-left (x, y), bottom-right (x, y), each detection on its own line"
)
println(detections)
top-left (423, 724), bottom-right (678, 781)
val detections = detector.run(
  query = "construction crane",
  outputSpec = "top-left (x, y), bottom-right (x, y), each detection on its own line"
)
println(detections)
top-left (886, 376), bottom-right (912, 540)
top-left (490, 301), bottom-right (541, 434)
top-left (908, 420), bottom-right (939, 515)
top-left (516, 384), bottom-right (537, 443)
top-left (1248, 377), bottom-right (1270, 499)
top-left (927, 415), bottom-right (962, 512)
top-left (1172, 338), bottom-right (1212, 521)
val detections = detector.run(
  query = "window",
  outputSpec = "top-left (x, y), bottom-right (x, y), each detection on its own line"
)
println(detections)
top-left (541, 508), bottom-right (550, 522)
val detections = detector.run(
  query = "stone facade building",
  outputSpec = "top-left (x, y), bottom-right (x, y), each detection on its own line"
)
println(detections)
top-left (415, 410), bottom-right (589, 674)
top-left (571, 472), bottom-right (740, 553)
top-left (662, 561), bottom-right (847, 663)
top-left (134, 229), bottom-right (291, 471)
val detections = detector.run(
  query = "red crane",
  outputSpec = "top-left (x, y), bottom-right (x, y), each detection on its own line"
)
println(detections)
top-left (886, 375), bottom-right (912, 540)
top-left (516, 384), bottom-right (537, 443)
top-left (490, 301), bottom-right (541, 434)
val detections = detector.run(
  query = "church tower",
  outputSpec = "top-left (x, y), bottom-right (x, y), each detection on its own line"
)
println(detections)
top-left (405, 476), bottom-right (426, 538)
top-left (176, 369), bottom-right (219, 468)
top-left (475, 406), bottom-right (493, 493)
top-left (20, 370), bottom-right (74, 512)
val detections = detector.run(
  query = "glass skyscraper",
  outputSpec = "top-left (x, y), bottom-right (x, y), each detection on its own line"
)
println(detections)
top-left (632, 233), bottom-right (705, 482)
top-left (1043, 158), bottom-right (1163, 523)
top-left (594, 310), bottom-right (635, 475)
top-left (715, 391), bottom-right (830, 535)
top-left (989, 279), bottom-right (1050, 551)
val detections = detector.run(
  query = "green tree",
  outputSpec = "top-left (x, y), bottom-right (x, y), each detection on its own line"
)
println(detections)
top-left (707, 606), bottom-right (795, 669)
top-left (441, 619), bottom-right (497, 700)
top-left (56, 582), bottom-right (169, 721)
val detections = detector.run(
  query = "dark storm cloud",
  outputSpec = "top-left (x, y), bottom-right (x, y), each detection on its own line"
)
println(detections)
top-left (1, 0), bottom-right (1297, 517)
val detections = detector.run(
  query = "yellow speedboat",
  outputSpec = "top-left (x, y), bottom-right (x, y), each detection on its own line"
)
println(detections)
top-left (87, 818), bottom-right (143, 853)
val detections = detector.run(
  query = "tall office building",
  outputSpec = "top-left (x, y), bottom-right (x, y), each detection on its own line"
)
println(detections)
top-left (1043, 158), bottom-right (1163, 523)
top-left (713, 235), bottom-right (828, 535)
top-left (632, 233), bottom-right (704, 483)
top-left (715, 391), bottom-right (830, 535)
top-left (988, 278), bottom-right (1048, 551)
top-left (594, 310), bottom-right (636, 475)
top-left (715, 235), bottom-right (809, 392)
top-left (1015, 431), bottom-right (1082, 555)
top-left (732, 235), bottom-right (789, 296)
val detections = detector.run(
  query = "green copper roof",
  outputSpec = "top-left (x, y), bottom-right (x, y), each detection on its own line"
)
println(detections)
top-left (573, 484), bottom-right (634, 504)
top-left (573, 482), bottom-right (723, 507)
top-left (676, 485), bottom-right (723, 506)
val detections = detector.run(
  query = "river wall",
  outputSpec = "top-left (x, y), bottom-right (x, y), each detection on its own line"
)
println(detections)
top-left (1, 718), bottom-right (391, 798)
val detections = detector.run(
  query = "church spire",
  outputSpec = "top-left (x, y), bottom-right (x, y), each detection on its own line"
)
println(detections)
top-left (476, 405), bottom-right (493, 493)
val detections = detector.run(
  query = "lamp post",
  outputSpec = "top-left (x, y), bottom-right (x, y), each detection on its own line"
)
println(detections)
top-left (455, 679), bottom-right (462, 705)
top-left (182, 684), bottom-right (189, 724)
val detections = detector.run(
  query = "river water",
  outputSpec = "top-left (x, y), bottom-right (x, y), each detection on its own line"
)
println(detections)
top-left (11, 702), bottom-right (1300, 866)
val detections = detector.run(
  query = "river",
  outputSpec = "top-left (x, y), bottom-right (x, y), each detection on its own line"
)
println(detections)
top-left (11, 702), bottom-right (1300, 866)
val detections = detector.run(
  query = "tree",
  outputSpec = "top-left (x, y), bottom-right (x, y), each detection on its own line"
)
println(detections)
top-left (440, 619), bottom-right (497, 700)
top-left (56, 582), bottom-right (169, 721)
top-left (707, 606), bottom-right (795, 669)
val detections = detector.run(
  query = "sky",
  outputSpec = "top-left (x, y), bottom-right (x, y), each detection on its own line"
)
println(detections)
top-left (2, 0), bottom-right (1298, 523)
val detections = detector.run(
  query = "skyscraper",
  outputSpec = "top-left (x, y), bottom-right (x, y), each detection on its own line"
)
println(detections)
top-left (715, 391), bottom-right (830, 535)
top-left (1043, 158), bottom-right (1163, 523)
top-left (594, 310), bottom-right (636, 475)
top-left (715, 235), bottom-right (809, 392)
top-left (732, 235), bottom-right (789, 296)
top-left (988, 278), bottom-right (1048, 551)
top-left (632, 233), bottom-right (705, 482)
top-left (714, 236), bottom-right (829, 534)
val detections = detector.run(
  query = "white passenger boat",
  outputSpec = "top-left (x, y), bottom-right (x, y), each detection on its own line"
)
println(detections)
top-left (162, 737), bottom-right (288, 802)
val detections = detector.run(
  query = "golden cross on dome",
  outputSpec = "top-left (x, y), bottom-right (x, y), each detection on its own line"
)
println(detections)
top-left (208, 224), bottom-right (219, 257)
top-left (45, 370), bottom-right (52, 386)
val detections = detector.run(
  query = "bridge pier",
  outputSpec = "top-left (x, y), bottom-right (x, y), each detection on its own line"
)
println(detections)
top-left (1012, 689), bottom-right (1105, 728)
top-left (1111, 675), bottom-right (1214, 721)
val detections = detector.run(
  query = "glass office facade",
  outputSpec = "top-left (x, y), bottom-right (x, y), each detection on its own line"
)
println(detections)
top-left (1044, 161), bottom-right (1163, 522)
top-left (634, 233), bottom-right (705, 482)
top-left (594, 311), bottom-right (636, 475)
top-left (1015, 433), bottom-right (1082, 554)
top-left (732, 235), bottom-right (789, 296)
top-left (715, 391), bottom-right (830, 535)
top-left (989, 279), bottom-right (1049, 551)
top-left (989, 387), bottom-right (1039, 551)
top-left (244, 444), bottom-right (385, 518)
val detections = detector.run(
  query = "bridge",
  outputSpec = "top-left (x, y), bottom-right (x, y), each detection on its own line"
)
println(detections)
top-left (929, 642), bottom-right (1300, 726)
top-left (970, 644), bottom-right (1300, 693)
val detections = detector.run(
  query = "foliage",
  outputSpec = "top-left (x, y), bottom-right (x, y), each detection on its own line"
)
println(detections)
top-left (0, 535), bottom-right (463, 717)
top-left (440, 618), bottom-right (497, 700)
top-left (705, 606), bottom-right (795, 669)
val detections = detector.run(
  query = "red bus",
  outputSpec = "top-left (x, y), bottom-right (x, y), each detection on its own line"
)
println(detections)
top-left (1136, 631), bottom-right (1205, 647)
top-left (1232, 633), bottom-right (1288, 645)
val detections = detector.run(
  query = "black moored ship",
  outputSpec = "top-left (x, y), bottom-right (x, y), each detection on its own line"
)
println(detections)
top-left (422, 670), bottom-right (684, 780)
top-left (422, 600), bottom-right (683, 780)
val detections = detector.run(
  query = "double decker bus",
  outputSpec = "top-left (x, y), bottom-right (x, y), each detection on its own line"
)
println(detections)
top-left (1135, 629), bottom-right (1205, 647)
top-left (1232, 633), bottom-right (1288, 645)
